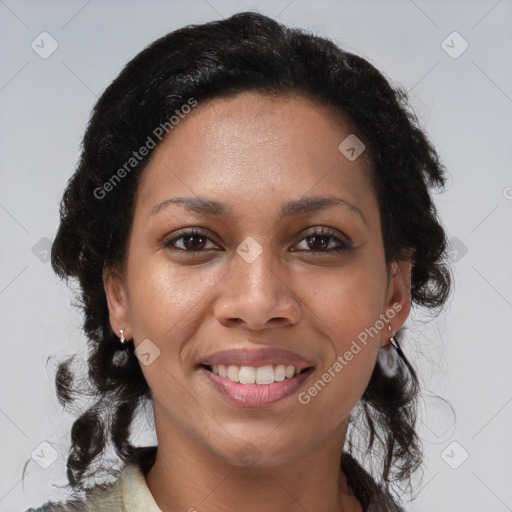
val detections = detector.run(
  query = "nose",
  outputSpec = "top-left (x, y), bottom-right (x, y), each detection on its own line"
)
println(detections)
top-left (213, 243), bottom-right (302, 331)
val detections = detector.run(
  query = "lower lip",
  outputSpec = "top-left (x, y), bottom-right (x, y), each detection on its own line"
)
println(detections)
top-left (201, 366), bottom-right (314, 408)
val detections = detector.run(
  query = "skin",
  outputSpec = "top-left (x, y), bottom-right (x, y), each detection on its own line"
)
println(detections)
top-left (104, 91), bottom-right (412, 512)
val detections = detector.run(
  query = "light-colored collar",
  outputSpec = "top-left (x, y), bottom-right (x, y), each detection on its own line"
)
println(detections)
top-left (119, 464), bottom-right (162, 512)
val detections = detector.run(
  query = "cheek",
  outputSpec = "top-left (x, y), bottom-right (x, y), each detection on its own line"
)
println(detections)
top-left (293, 261), bottom-right (386, 415)
top-left (299, 258), bottom-right (388, 345)
top-left (125, 253), bottom-right (227, 369)
top-left (297, 294), bottom-right (381, 437)
top-left (124, 257), bottom-right (225, 407)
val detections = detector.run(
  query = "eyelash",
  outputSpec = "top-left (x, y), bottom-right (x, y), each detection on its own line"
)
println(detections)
top-left (164, 227), bottom-right (351, 255)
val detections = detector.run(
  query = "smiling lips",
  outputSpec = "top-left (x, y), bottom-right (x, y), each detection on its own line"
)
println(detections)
top-left (201, 347), bottom-right (315, 407)
top-left (210, 363), bottom-right (304, 385)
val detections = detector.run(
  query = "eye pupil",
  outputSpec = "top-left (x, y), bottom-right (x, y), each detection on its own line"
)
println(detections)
top-left (307, 235), bottom-right (329, 250)
top-left (184, 234), bottom-right (206, 250)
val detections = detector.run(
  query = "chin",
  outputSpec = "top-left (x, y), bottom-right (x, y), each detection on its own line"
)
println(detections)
top-left (211, 432), bottom-right (310, 469)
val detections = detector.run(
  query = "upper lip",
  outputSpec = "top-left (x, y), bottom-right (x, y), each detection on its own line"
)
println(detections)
top-left (201, 347), bottom-right (315, 369)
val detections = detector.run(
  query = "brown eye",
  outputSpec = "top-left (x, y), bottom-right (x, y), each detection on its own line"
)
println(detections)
top-left (181, 234), bottom-right (208, 250)
top-left (305, 234), bottom-right (330, 251)
top-left (165, 229), bottom-right (218, 252)
top-left (292, 227), bottom-right (350, 253)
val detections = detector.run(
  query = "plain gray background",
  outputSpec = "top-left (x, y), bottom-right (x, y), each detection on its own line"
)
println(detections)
top-left (1, 0), bottom-right (511, 510)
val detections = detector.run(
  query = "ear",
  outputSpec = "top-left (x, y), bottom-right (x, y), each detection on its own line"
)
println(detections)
top-left (381, 258), bottom-right (412, 347)
top-left (103, 268), bottom-right (132, 341)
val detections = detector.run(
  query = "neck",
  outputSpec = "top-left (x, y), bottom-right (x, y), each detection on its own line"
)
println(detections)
top-left (144, 407), bottom-right (362, 512)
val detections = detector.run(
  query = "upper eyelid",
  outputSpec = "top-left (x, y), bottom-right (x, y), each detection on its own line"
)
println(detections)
top-left (292, 230), bottom-right (350, 250)
top-left (166, 227), bottom-right (220, 245)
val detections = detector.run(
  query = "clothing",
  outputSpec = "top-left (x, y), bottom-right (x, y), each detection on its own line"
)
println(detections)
top-left (26, 447), bottom-right (406, 512)
top-left (25, 463), bottom-right (160, 512)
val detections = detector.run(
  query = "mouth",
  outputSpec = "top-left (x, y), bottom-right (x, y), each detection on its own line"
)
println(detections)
top-left (201, 363), bottom-right (314, 385)
top-left (200, 363), bottom-right (315, 408)
top-left (199, 346), bottom-right (316, 407)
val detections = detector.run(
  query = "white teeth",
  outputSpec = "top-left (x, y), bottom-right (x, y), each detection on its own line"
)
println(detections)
top-left (209, 364), bottom-right (307, 385)
top-left (256, 365), bottom-right (274, 385)
top-left (285, 365), bottom-right (295, 378)
top-left (227, 365), bottom-right (239, 382)
top-left (274, 364), bottom-right (286, 381)
top-left (239, 366), bottom-right (256, 384)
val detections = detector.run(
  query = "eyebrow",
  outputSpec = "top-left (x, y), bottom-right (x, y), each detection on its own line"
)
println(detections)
top-left (151, 195), bottom-right (366, 225)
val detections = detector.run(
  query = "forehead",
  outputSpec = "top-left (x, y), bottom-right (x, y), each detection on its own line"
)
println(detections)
top-left (134, 91), bottom-right (376, 221)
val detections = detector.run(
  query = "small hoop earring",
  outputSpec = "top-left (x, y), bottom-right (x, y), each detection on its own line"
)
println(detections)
top-left (377, 326), bottom-right (404, 377)
top-left (388, 326), bottom-right (405, 360)
top-left (119, 329), bottom-right (125, 344)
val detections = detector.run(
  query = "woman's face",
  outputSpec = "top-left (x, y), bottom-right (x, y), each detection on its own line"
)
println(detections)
top-left (105, 91), bottom-right (411, 467)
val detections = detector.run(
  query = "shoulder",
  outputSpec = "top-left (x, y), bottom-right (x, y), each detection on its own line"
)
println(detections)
top-left (26, 447), bottom-right (160, 512)
top-left (25, 471), bottom-right (123, 512)
top-left (25, 462), bottom-right (161, 512)
top-left (25, 500), bottom-right (88, 512)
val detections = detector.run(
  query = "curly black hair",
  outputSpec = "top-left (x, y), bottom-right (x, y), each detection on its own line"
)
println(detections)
top-left (49, 10), bottom-right (452, 505)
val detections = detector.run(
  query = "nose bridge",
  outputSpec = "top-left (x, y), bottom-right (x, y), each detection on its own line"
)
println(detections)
top-left (214, 235), bottom-right (301, 329)
top-left (233, 236), bottom-right (282, 302)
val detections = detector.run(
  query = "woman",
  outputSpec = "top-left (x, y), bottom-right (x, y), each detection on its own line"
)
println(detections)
top-left (27, 11), bottom-right (451, 512)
